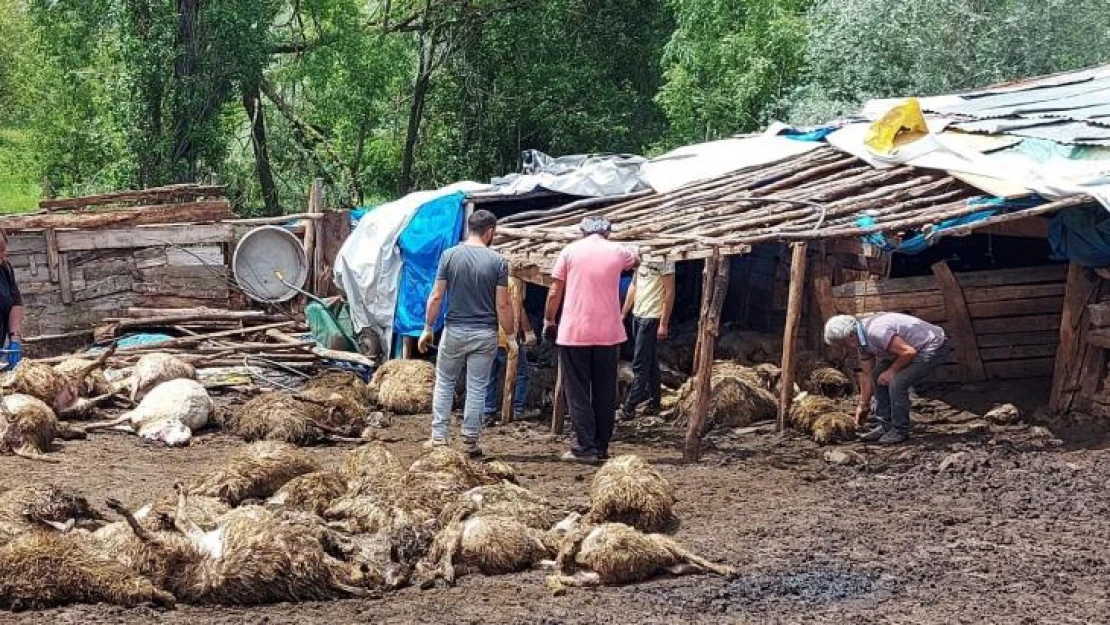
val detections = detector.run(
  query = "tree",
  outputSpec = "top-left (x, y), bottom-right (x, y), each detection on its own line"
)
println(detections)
top-left (655, 0), bottom-right (810, 147)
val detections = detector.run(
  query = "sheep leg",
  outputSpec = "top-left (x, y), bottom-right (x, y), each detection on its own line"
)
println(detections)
top-left (172, 482), bottom-right (205, 538)
top-left (12, 445), bottom-right (60, 463)
top-left (664, 542), bottom-right (737, 578)
top-left (545, 571), bottom-right (601, 592)
top-left (36, 518), bottom-right (76, 533)
top-left (82, 414), bottom-right (132, 432)
top-left (106, 498), bottom-right (159, 544)
top-left (553, 525), bottom-right (592, 575)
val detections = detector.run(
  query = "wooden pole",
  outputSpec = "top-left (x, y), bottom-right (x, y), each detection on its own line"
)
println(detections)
top-left (501, 277), bottom-right (525, 424)
top-left (303, 178), bottom-right (323, 295)
top-left (778, 242), bottom-right (810, 432)
top-left (684, 249), bottom-right (730, 462)
top-left (1050, 262), bottom-right (1098, 413)
top-left (551, 358), bottom-right (567, 435)
top-left (930, 260), bottom-right (985, 381)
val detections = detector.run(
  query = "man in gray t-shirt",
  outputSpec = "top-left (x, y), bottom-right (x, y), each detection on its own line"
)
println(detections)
top-left (419, 209), bottom-right (516, 457)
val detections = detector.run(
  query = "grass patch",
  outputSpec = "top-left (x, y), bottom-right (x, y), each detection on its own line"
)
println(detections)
top-left (0, 127), bottom-right (41, 214)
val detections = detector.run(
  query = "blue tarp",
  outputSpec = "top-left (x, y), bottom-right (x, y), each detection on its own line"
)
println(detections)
top-left (856, 196), bottom-right (1044, 254)
top-left (392, 191), bottom-right (466, 337)
top-left (1050, 205), bottom-right (1110, 267)
top-left (782, 125), bottom-right (839, 143)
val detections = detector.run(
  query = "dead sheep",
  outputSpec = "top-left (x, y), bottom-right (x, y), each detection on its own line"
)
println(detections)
top-left (0, 530), bottom-right (176, 610)
top-left (804, 366), bottom-right (854, 398)
top-left (135, 493), bottom-right (231, 533)
top-left (369, 359), bottom-right (435, 414)
top-left (585, 455), bottom-right (677, 534)
top-left (0, 393), bottom-right (86, 463)
top-left (0, 484), bottom-right (104, 545)
top-left (408, 446), bottom-right (510, 490)
top-left (439, 482), bottom-right (559, 531)
top-left (984, 403), bottom-right (1021, 425)
top-left (3, 361), bottom-right (80, 414)
top-left (84, 378), bottom-right (213, 446)
top-left (674, 361), bottom-right (778, 433)
top-left (544, 515), bottom-right (736, 592)
top-left (100, 492), bottom-right (366, 605)
top-left (222, 393), bottom-right (365, 446)
top-left (129, 353), bottom-right (196, 401)
top-left (188, 441), bottom-right (321, 506)
top-left (717, 330), bottom-right (783, 366)
top-left (342, 442), bottom-right (406, 481)
top-left (415, 507), bottom-right (551, 587)
top-left (53, 359), bottom-right (113, 398)
top-left (790, 393), bottom-right (857, 444)
top-left (303, 370), bottom-right (374, 408)
top-left (267, 471), bottom-right (349, 517)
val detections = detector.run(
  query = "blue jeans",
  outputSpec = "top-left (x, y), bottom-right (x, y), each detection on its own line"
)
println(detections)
top-left (484, 348), bottom-right (530, 415)
top-left (872, 342), bottom-right (950, 435)
top-left (431, 326), bottom-right (498, 441)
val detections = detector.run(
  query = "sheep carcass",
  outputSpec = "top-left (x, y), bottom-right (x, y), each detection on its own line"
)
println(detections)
top-left (585, 455), bottom-right (677, 533)
top-left (0, 393), bottom-right (86, 463)
top-left (128, 353), bottom-right (196, 401)
top-left (0, 530), bottom-right (175, 609)
top-left (267, 470), bottom-right (348, 517)
top-left (188, 441), bottom-right (320, 506)
top-left (439, 482), bottom-right (558, 531)
top-left (415, 506), bottom-right (550, 587)
top-left (0, 484), bottom-right (103, 546)
top-left (98, 491), bottom-right (366, 605)
top-left (545, 514), bottom-right (736, 591)
top-left (84, 378), bottom-right (212, 446)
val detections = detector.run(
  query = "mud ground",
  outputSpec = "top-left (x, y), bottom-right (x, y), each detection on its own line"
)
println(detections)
top-left (3, 378), bottom-right (1110, 624)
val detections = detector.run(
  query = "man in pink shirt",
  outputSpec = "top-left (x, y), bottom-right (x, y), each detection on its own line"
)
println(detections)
top-left (544, 216), bottom-right (639, 463)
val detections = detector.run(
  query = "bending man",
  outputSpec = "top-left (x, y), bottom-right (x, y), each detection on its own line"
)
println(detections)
top-left (823, 312), bottom-right (950, 445)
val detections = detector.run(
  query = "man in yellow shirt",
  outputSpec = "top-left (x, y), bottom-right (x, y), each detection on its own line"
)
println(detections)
top-left (483, 277), bottom-right (536, 425)
top-left (620, 259), bottom-right (675, 419)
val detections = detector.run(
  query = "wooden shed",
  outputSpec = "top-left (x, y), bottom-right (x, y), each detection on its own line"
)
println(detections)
top-left (494, 146), bottom-right (1095, 460)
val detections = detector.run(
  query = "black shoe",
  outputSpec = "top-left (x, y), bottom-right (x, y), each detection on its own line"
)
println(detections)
top-left (618, 407), bottom-right (636, 422)
top-left (877, 430), bottom-right (908, 445)
top-left (858, 425), bottom-right (887, 442)
top-left (481, 413), bottom-right (498, 427)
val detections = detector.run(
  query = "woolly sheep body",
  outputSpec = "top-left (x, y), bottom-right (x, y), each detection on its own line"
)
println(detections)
top-left (188, 441), bottom-right (320, 506)
top-left (586, 455), bottom-right (677, 534)
top-left (87, 378), bottom-right (212, 446)
top-left (268, 471), bottom-right (348, 517)
top-left (129, 353), bottom-right (196, 401)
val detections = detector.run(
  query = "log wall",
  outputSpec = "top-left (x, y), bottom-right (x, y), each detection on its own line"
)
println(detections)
top-left (830, 263), bottom-right (1068, 382)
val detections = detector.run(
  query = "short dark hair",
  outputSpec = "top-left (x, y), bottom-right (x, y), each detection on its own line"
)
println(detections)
top-left (468, 209), bottom-right (497, 235)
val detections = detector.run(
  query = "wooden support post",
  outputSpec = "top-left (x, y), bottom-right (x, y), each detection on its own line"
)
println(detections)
top-left (931, 260), bottom-right (986, 382)
top-left (303, 178), bottom-right (323, 295)
top-left (314, 209), bottom-right (349, 297)
top-left (1050, 263), bottom-right (1099, 413)
top-left (401, 336), bottom-right (415, 360)
top-left (501, 277), bottom-right (525, 424)
top-left (551, 359), bottom-right (567, 435)
top-left (684, 249), bottom-right (730, 463)
top-left (778, 243), bottom-right (810, 432)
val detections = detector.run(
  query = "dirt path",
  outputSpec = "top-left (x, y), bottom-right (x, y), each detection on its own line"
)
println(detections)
top-left (2, 386), bottom-right (1109, 624)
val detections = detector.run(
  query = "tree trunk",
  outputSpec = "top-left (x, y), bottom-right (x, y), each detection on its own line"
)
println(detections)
top-left (170, 0), bottom-right (200, 182)
top-left (398, 33), bottom-right (434, 196)
top-left (242, 80), bottom-right (281, 217)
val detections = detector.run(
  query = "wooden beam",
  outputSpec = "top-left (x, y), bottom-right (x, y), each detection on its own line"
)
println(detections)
top-left (56, 223), bottom-right (236, 252)
top-left (44, 228), bottom-right (60, 283)
top-left (685, 249), bottom-right (730, 462)
top-left (978, 217), bottom-right (1050, 239)
top-left (314, 210), bottom-right (349, 297)
top-left (304, 178), bottom-right (323, 295)
top-left (58, 253), bottom-right (73, 305)
top-left (931, 261), bottom-right (986, 382)
top-left (777, 243), bottom-right (809, 431)
top-left (1050, 263), bottom-right (1098, 412)
top-left (38, 184), bottom-right (226, 211)
top-left (2, 200), bottom-right (232, 231)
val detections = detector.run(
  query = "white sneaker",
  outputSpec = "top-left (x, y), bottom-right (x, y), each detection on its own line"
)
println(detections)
top-left (423, 437), bottom-right (449, 450)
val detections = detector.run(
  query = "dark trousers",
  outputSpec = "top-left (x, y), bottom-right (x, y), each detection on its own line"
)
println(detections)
top-left (872, 342), bottom-right (951, 434)
top-left (623, 316), bottom-right (661, 413)
top-left (559, 345), bottom-right (620, 457)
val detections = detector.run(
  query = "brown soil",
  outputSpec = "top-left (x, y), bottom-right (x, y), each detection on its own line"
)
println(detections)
top-left (3, 379), bottom-right (1110, 624)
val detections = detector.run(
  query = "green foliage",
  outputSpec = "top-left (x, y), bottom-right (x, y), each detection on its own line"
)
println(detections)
top-left (656, 0), bottom-right (810, 146)
top-left (0, 0), bottom-right (1109, 214)
top-left (790, 0), bottom-right (1110, 123)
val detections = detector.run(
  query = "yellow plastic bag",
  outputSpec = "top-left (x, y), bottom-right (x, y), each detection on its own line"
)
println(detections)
top-left (865, 98), bottom-right (928, 154)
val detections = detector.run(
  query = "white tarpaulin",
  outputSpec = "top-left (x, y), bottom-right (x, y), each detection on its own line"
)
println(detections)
top-left (488, 152), bottom-right (649, 197)
top-left (333, 181), bottom-right (490, 355)
top-left (641, 136), bottom-right (822, 194)
top-left (826, 122), bottom-right (1110, 209)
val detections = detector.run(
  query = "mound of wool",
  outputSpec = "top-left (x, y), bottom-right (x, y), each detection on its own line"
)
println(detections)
top-left (585, 455), bottom-right (676, 534)
top-left (674, 361), bottom-right (778, 432)
top-left (369, 359), bottom-right (435, 414)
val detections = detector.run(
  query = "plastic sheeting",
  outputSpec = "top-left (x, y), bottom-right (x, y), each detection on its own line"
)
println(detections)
top-left (641, 136), bottom-right (822, 194)
top-left (393, 191), bottom-right (466, 337)
top-left (489, 151), bottom-right (649, 197)
top-left (1050, 205), bottom-right (1110, 267)
top-left (333, 181), bottom-right (489, 356)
